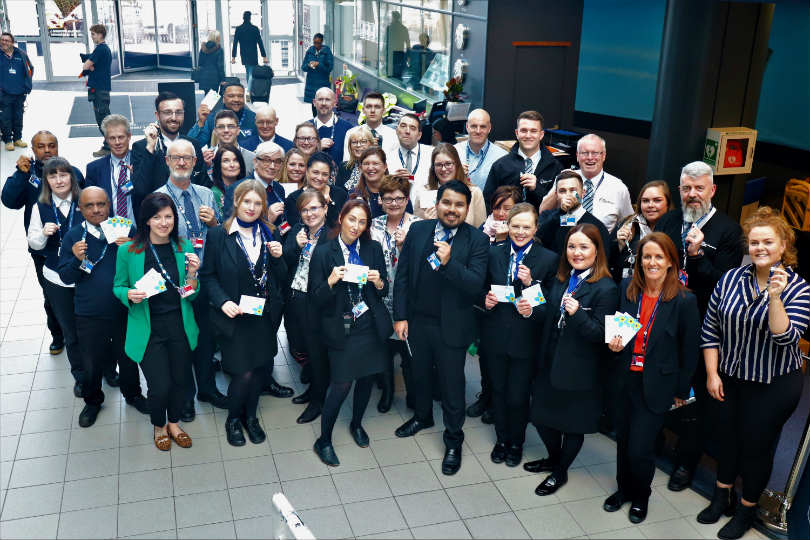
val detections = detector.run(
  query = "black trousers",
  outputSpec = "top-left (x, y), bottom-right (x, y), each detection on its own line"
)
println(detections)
top-left (387, 338), bottom-right (412, 400)
top-left (42, 281), bottom-right (82, 381)
top-left (709, 370), bottom-right (804, 503)
top-left (90, 89), bottom-right (111, 145)
top-left (486, 352), bottom-right (532, 446)
top-left (615, 373), bottom-right (668, 501)
top-left (0, 92), bottom-right (24, 142)
top-left (139, 311), bottom-right (193, 427)
top-left (188, 290), bottom-right (218, 400)
top-left (75, 314), bottom-right (142, 405)
top-left (288, 291), bottom-right (330, 404)
top-left (410, 317), bottom-right (467, 448)
top-left (535, 425), bottom-right (584, 478)
top-left (31, 254), bottom-right (62, 342)
top-left (671, 361), bottom-right (711, 471)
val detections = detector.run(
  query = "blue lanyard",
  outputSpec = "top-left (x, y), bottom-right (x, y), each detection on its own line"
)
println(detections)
top-left (234, 230), bottom-right (270, 294)
top-left (147, 241), bottom-right (184, 294)
top-left (81, 223), bottom-right (108, 266)
top-left (561, 272), bottom-right (586, 313)
top-left (165, 184), bottom-right (203, 236)
top-left (398, 146), bottom-right (421, 175)
top-left (302, 224), bottom-right (325, 257)
top-left (636, 294), bottom-right (662, 355)
top-left (466, 141), bottom-right (490, 176)
top-left (383, 214), bottom-right (406, 261)
top-left (509, 240), bottom-right (532, 282)
top-left (51, 197), bottom-right (76, 245)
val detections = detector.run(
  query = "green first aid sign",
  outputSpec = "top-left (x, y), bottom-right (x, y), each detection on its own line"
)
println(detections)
top-left (703, 139), bottom-right (718, 166)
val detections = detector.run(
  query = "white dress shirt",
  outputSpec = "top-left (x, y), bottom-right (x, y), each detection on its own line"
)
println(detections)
top-left (386, 143), bottom-right (434, 207)
top-left (27, 194), bottom-right (76, 287)
top-left (582, 170), bottom-right (634, 233)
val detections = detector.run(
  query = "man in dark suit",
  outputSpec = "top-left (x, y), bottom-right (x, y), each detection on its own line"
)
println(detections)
top-left (130, 91), bottom-right (210, 193)
top-left (393, 180), bottom-right (489, 475)
top-left (655, 160), bottom-right (744, 492)
top-left (537, 170), bottom-right (611, 257)
top-left (240, 104), bottom-right (294, 153)
top-left (483, 110), bottom-right (562, 211)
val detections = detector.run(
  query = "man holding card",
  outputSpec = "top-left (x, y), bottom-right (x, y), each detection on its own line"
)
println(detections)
top-left (393, 180), bottom-right (489, 475)
top-left (58, 187), bottom-right (148, 427)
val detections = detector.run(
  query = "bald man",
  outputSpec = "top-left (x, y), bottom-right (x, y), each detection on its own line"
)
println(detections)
top-left (241, 105), bottom-right (294, 153)
top-left (454, 109), bottom-right (508, 192)
top-left (58, 186), bottom-right (147, 427)
top-left (309, 87), bottom-right (352, 163)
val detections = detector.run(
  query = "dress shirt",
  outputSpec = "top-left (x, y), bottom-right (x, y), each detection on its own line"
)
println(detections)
top-left (228, 220), bottom-right (262, 264)
top-left (110, 152), bottom-right (134, 221)
top-left (434, 221), bottom-right (458, 242)
top-left (454, 139), bottom-right (508, 191)
top-left (27, 194), bottom-right (75, 287)
top-left (518, 148), bottom-right (541, 174)
top-left (386, 143), bottom-right (433, 204)
top-left (580, 170), bottom-right (633, 233)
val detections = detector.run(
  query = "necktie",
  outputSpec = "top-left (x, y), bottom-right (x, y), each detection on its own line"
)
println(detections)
top-left (582, 177), bottom-right (594, 213)
top-left (116, 163), bottom-right (128, 217)
top-left (522, 158), bottom-right (533, 174)
top-left (371, 128), bottom-right (382, 147)
top-left (405, 150), bottom-right (413, 171)
top-left (181, 191), bottom-right (200, 235)
top-left (438, 227), bottom-right (452, 243)
top-left (347, 241), bottom-right (362, 265)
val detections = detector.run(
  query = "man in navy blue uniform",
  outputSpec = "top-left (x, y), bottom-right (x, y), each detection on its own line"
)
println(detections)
top-left (309, 87), bottom-right (352, 164)
top-left (240, 104), bottom-right (294, 153)
top-left (82, 24), bottom-right (113, 157)
top-left (0, 32), bottom-right (34, 151)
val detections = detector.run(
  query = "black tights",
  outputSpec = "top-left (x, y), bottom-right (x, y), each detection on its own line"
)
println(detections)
top-left (536, 425), bottom-right (585, 478)
top-left (319, 375), bottom-right (374, 444)
top-left (227, 368), bottom-right (265, 420)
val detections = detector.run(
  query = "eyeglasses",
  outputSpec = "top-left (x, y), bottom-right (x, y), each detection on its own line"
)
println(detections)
top-left (168, 154), bottom-right (195, 163)
top-left (296, 136), bottom-right (317, 143)
top-left (256, 156), bottom-right (283, 165)
top-left (350, 140), bottom-right (371, 147)
top-left (215, 124), bottom-right (239, 131)
top-left (577, 151), bottom-right (604, 157)
top-left (301, 205), bottom-right (324, 215)
top-left (381, 196), bottom-right (407, 205)
top-left (159, 110), bottom-right (184, 117)
top-left (434, 162), bottom-right (455, 170)
top-left (255, 120), bottom-right (276, 127)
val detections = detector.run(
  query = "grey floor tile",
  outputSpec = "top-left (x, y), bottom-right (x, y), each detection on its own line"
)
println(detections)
top-left (515, 503), bottom-right (586, 539)
top-left (0, 355), bottom-right (38, 375)
top-left (0, 459), bottom-right (11, 488)
top-left (121, 529), bottom-right (178, 539)
top-left (67, 424), bottom-right (119, 453)
top-left (370, 437), bottom-right (425, 467)
top-left (343, 497), bottom-right (407, 537)
top-left (429, 455), bottom-right (490, 488)
top-left (1, 482), bottom-right (64, 520)
top-left (20, 407), bottom-right (73, 434)
top-left (464, 511), bottom-right (530, 539)
top-left (1, 435), bottom-right (19, 462)
top-left (8, 454), bottom-right (67, 488)
top-left (174, 489), bottom-right (233, 529)
top-left (410, 520), bottom-right (472, 539)
top-left (119, 420), bottom-right (154, 448)
top-left (119, 443), bottom-right (171, 474)
top-left (476, 446), bottom-right (547, 482)
top-left (172, 461), bottom-right (227, 496)
top-left (178, 520), bottom-right (236, 539)
top-left (0, 513), bottom-right (59, 539)
top-left (258, 403), bottom-right (306, 430)
top-left (395, 489), bottom-right (460, 528)
top-left (26, 389), bottom-right (76, 411)
top-left (170, 436), bottom-right (222, 468)
top-left (272, 449), bottom-right (328, 481)
top-left (233, 516), bottom-right (277, 539)
top-left (181, 412), bottom-right (221, 439)
top-left (15, 430), bottom-right (70, 460)
top-left (462, 425), bottom-right (499, 454)
top-left (31, 369), bottom-right (74, 390)
top-left (267, 424), bottom-right (316, 454)
top-left (642, 489), bottom-right (683, 524)
top-left (590, 527), bottom-right (646, 539)
top-left (219, 437), bottom-right (271, 461)
top-left (57, 505), bottom-right (117, 539)
top-left (446, 482), bottom-right (510, 519)
top-left (494, 475), bottom-right (561, 511)
top-left (280, 475), bottom-right (341, 511)
top-left (117, 497), bottom-right (177, 537)
top-left (573, 434), bottom-right (618, 467)
top-left (118, 468), bottom-right (174, 503)
top-left (223, 455), bottom-right (279, 488)
top-left (0, 372), bottom-right (34, 393)
top-left (654, 484), bottom-right (710, 517)
top-left (357, 528), bottom-right (413, 539)
top-left (361, 413), bottom-right (408, 441)
top-left (0, 392), bottom-right (29, 414)
top-left (326, 443), bottom-right (378, 473)
top-left (228, 482), bottom-right (282, 520)
top-left (554, 466), bottom-right (608, 503)
top-left (61, 475), bottom-right (118, 512)
top-left (298, 505), bottom-right (354, 539)
top-left (381, 461), bottom-right (441, 496)
top-left (640, 516), bottom-right (706, 539)
top-left (332, 467), bottom-right (392, 503)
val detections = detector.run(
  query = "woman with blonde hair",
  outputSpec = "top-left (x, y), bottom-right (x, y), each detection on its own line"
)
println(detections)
top-left (280, 147), bottom-right (309, 189)
top-left (337, 125), bottom-right (376, 191)
top-left (197, 30), bottom-right (225, 94)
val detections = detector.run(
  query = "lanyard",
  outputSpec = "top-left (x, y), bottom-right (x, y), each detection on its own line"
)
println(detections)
top-left (398, 145), bottom-right (421, 175)
top-left (636, 294), bottom-right (662, 355)
top-left (558, 270), bottom-right (588, 328)
top-left (508, 240), bottom-right (532, 282)
top-left (51, 197), bottom-right (76, 246)
top-left (266, 183), bottom-right (284, 205)
top-left (585, 171), bottom-right (605, 196)
top-left (384, 214), bottom-right (406, 264)
top-left (681, 206), bottom-right (716, 267)
top-left (234, 230), bottom-right (270, 294)
top-left (465, 140), bottom-right (490, 176)
top-left (110, 154), bottom-right (130, 193)
top-left (165, 184), bottom-right (203, 236)
top-left (301, 224), bottom-right (325, 258)
top-left (81, 223), bottom-right (108, 266)
top-left (148, 241), bottom-right (185, 294)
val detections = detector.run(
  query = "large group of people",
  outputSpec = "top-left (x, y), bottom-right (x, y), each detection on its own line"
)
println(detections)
top-left (2, 37), bottom-right (808, 539)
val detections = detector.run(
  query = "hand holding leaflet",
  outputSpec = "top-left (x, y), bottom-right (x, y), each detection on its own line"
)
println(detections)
top-left (134, 268), bottom-right (166, 298)
top-left (520, 283), bottom-right (546, 307)
top-left (238, 295), bottom-right (265, 316)
top-left (342, 264), bottom-right (369, 285)
top-left (490, 285), bottom-right (516, 303)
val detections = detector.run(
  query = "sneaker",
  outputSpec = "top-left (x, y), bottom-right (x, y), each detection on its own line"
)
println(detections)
top-left (13, 139), bottom-right (27, 148)
top-left (4, 142), bottom-right (14, 151)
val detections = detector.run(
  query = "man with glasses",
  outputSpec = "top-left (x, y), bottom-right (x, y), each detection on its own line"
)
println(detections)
top-left (132, 92), bottom-right (210, 193)
top-left (201, 109), bottom-right (256, 178)
top-left (343, 92), bottom-right (397, 157)
top-left (228, 141), bottom-right (288, 229)
top-left (309, 87), bottom-right (352, 164)
top-left (189, 82), bottom-right (256, 148)
top-left (0, 32), bottom-right (34, 152)
top-left (241, 104), bottom-right (294, 153)
top-left (483, 110), bottom-right (562, 212)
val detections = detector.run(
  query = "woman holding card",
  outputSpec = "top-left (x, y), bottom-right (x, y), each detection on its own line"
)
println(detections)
top-left (414, 144), bottom-right (486, 227)
top-left (308, 199), bottom-right (392, 466)
top-left (605, 232), bottom-right (699, 523)
top-left (27, 157), bottom-right (85, 396)
top-left (284, 152), bottom-right (348, 229)
top-left (481, 203), bottom-right (558, 467)
top-left (200, 180), bottom-right (288, 447)
top-left (113, 193), bottom-right (201, 451)
top-left (482, 186), bottom-right (522, 244)
top-left (526, 223), bottom-right (617, 495)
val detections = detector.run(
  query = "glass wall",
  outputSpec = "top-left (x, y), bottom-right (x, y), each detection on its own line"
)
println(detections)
top-left (156, 0), bottom-right (192, 68)
top-left (94, 0), bottom-right (121, 76)
top-left (44, 0), bottom-right (90, 77)
top-left (120, 0), bottom-right (157, 69)
top-left (6, 0), bottom-right (46, 81)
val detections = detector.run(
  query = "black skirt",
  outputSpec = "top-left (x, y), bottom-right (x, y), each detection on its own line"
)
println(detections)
top-left (219, 313), bottom-right (275, 375)
top-left (328, 323), bottom-right (386, 383)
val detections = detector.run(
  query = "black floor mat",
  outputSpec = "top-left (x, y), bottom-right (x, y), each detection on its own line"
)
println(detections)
top-left (67, 95), bottom-right (130, 124)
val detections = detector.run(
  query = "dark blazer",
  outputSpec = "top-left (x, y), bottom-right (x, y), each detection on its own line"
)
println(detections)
top-left (284, 185), bottom-right (348, 229)
top-left (656, 208), bottom-right (743, 315)
top-left (480, 241), bottom-right (559, 359)
top-left (538, 208), bottom-right (612, 259)
top-left (540, 276), bottom-right (618, 391)
top-left (393, 219), bottom-right (489, 348)
top-left (608, 220), bottom-right (642, 282)
top-left (231, 22), bottom-right (266, 65)
top-left (200, 225), bottom-right (288, 338)
top-left (308, 236), bottom-right (392, 349)
top-left (130, 135), bottom-right (211, 194)
top-left (241, 133), bottom-right (294, 153)
top-left (614, 279), bottom-right (700, 414)
top-left (483, 142), bottom-right (562, 211)
top-left (86, 152), bottom-right (152, 222)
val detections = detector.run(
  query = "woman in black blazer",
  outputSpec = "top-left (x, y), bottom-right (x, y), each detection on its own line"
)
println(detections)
top-left (308, 199), bottom-right (392, 467)
top-left (481, 203), bottom-right (558, 467)
top-left (605, 232), bottom-right (699, 523)
top-left (284, 152), bottom-right (348, 229)
top-left (526, 223), bottom-right (618, 496)
top-left (200, 180), bottom-right (288, 447)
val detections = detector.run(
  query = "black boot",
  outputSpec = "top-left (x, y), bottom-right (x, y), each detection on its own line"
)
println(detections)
top-left (377, 369), bottom-right (394, 413)
top-left (717, 504), bottom-right (757, 540)
top-left (697, 485), bottom-right (737, 524)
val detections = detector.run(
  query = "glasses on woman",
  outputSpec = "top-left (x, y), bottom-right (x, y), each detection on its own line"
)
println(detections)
top-left (381, 196), bottom-right (407, 205)
top-left (296, 136), bottom-right (317, 143)
top-left (301, 204), bottom-right (325, 215)
top-left (434, 161), bottom-right (455, 170)
top-left (350, 139), bottom-right (371, 148)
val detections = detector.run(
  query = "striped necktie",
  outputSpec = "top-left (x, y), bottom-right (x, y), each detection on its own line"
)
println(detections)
top-left (582, 177), bottom-right (594, 213)
top-left (116, 162), bottom-right (128, 217)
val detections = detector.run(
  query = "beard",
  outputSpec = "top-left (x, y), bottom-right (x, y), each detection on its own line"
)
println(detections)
top-left (170, 169), bottom-right (192, 182)
top-left (681, 197), bottom-right (711, 222)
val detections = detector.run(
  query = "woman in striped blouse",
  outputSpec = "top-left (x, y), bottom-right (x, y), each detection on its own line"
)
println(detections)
top-left (699, 206), bottom-right (810, 540)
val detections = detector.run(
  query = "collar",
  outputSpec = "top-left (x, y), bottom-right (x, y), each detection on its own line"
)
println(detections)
top-left (252, 175), bottom-right (269, 189)
top-left (110, 152), bottom-right (130, 167)
top-left (399, 143), bottom-right (418, 154)
top-left (314, 114), bottom-right (336, 129)
top-left (228, 220), bottom-right (242, 235)
top-left (467, 140), bottom-right (490, 157)
top-left (570, 267), bottom-right (592, 281)
top-left (518, 148), bottom-right (540, 163)
top-left (366, 121), bottom-right (382, 131)
top-left (166, 180), bottom-right (193, 198)
top-left (434, 221), bottom-right (458, 238)
top-left (564, 205), bottom-right (586, 222)
top-left (85, 222), bottom-right (103, 239)
top-left (510, 241), bottom-right (532, 257)
top-left (582, 169), bottom-right (604, 182)
top-left (338, 235), bottom-right (360, 255)
top-left (161, 132), bottom-right (176, 150)
top-left (260, 134), bottom-right (276, 144)
top-left (52, 193), bottom-right (73, 207)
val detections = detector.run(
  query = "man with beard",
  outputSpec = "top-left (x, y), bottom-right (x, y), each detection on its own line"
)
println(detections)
top-left (154, 139), bottom-right (228, 420)
top-left (132, 92), bottom-right (210, 192)
top-left (188, 82), bottom-right (256, 147)
top-left (392, 180), bottom-right (489, 475)
top-left (657, 160), bottom-right (744, 492)
top-left (241, 105), bottom-right (294, 153)
top-left (309, 87), bottom-right (352, 164)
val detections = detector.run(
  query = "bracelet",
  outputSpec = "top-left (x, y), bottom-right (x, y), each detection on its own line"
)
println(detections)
top-left (186, 272), bottom-right (198, 281)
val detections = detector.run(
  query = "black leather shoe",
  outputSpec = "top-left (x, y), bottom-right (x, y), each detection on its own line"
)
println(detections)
top-left (603, 491), bottom-right (627, 512)
top-left (296, 402), bottom-right (321, 424)
top-left (490, 442), bottom-right (507, 464)
top-left (292, 388), bottom-right (311, 405)
top-left (104, 371), bottom-right (120, 387)
top-left (377, 383), bottom-right (393, 413)
top-left (78, 404), bottom-right (101, 427)
top-left (49, 338), bottom-right (64, 355)
top-left (629, 498), bottom-right (649, 524)
top-left (180, 401), bottom-right (196, 422)
top-left (668, 465), bottom-right (693, 491)
top-left (73, 381), bottom-right (83, 398)
top-left (350, 423), bottom-right (369, 448)
top-left (481, 408), bottom-right (494, 425)
top-left (242, 417), bottom-right (266, 444)
top-left (697, 485), bottom-right (737, 524)
top-left (198, 390), bottom-right (228, 410)
top-left (505, 444), bottom-right (523, 467)
top-left (442, 447), bottom-right (462, 475)
top-left (225, 417), bottom-right (246, 446)
top-left (524, 458), bottom-right (556, 473)
top-left (466, 394), bottom-right (489, 418)
top-left (717, 504), bottom-right (757, 539)
top-left (314, 439), bottom-right (340, 466)
top-left (126, 395), bottom-right (150, 415)
top-left (395, 417), bottom-right (434, 438)
top-left (535, 473), bottom-right (567, 496)
top-left (262, 379), bottom-right (294, 398)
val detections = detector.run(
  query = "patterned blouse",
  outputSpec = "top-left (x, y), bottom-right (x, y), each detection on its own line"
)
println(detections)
top-left (370, 213), bottom-right (421, 314)
top-left (290, 227), bottom-right (326, 293)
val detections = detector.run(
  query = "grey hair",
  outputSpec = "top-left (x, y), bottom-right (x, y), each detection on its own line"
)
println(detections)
top-left (101, 114), bottom-right (131, 136)
top-left (166, 138), bottom-right (195, 155)
top-left (254, 104), bottom-right (278, 120)
top-left (576, 133), bottom-right (606, 153)
top-left (680, 161), bottom-right (713, 183)
top-left (254, 140), bottom-right (284, 157)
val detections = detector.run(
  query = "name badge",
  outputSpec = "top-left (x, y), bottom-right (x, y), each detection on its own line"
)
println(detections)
top-left (8, 67), bottom-right (16, 75)
top-left (179, 284), bottom-right (195, 298)
top-left (120, 180), bottom-right (134, 194)
top-left (192, 237), bottom-right (204, 250)
top-left (427, 252), bottom-right (441, 270)
top-left (79, 259), bottom-right (94, 274)
top-left (28, 174), bottom-right (41, 188)
top-left (279, 221), bottom-right (291, 235)
top-left (560, 215), bottom-right (576, 226)
top-left (622, 267), bottom-right (634, 279)
top-left (630, 354), bottom-right (645, 372)
top-left (352, 301), bottom-right (369, 319)
top-left (408, 175), bottom-right (414, 181)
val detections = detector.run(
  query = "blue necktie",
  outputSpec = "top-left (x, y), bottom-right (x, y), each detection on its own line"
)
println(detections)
top-left (582, 177), bottom-right (594, 213)
top-left (347, 241), bottom-right (363, 265)
top-left (181, 191), bottom-right (200, 236)
top-left (437, 227), bottom-right (452, 243)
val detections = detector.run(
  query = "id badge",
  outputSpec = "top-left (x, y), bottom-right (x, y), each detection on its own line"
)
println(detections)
top-left (352, 301), bottom-right (369, 319)
top-left (408, 175), bottom-right (414, 181)
top-left (8, 67), bottom-right (16, 75)
top-left (622, 267), bottom-right (633, 279)
top-left (427, 252), bottom-right (441, 271)
top-left (179, 285), bottom-right (195, 298)
top-left (302, 243), bottom-right (312, 256)
top-left (279, 221), bottom-right (291, 235)
top-left (559, 215), bottom-right (576, 226)
top-left (630, 354), bottom-right (645, 372)
top-left (121, 180), bottom-right (134, 194)
top-left (28, 174), bottom-right (40, 188)
top-left (79, 259), bottom-right (94, 274)
top-left (678, 269), bottom-right (688, 286)
top-left (192, 237), bottom-right (204, 250)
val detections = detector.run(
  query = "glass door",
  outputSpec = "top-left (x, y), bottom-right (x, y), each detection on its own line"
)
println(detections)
top-left (267, 0), bottom-right (295, 76)
top-left (119, 0), bottom-right (158, 70)
top-left (43, 0), bottom-right (90, 78)
top-left (94, 0), bottom-right (122, 76)
top-left (224, 0), bottom-right (261, 79)
top-left (156, 0), bottom-right (193, 69)
top-left (5, 0), bottom-right (46, 81)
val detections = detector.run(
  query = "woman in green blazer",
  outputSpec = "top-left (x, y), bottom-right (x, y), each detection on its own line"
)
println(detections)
top-left (114, 193), bottom-right (201, 451)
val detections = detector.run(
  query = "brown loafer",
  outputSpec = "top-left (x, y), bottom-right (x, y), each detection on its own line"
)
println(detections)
top-left (170, 429), bottom-right (193, 448)
top-left (154, 433), bottom-right (171, 451)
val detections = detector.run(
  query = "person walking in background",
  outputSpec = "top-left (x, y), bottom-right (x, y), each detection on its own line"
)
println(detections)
top-left (198, 31), bottom-right (225, 95)
top-left (0, 32), bottom-right (34, 152)
top-left (82, 25), bottom-right (113, 157)
top-left (231, 11), bottom-right (268, 94)
top-left (302, 34), bottom-right (333, 116)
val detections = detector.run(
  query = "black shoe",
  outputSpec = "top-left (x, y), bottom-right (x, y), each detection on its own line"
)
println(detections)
top-left (442, 447), bottom-right (462, 475)
top-left (717, 504), bottom-right (757, 540)
top-left (350, 423), bottom-right (369, 448)
top-left (314, 439), bottom-right (340, 466)
top-left (505, 444), bottom-right (523, 467)
top-left (535, 473), bottom-right (567, 496)
top-left (242, 417), bottom-right (266, 444)
top-left (296, 402), bottom-right (321, 424)
top-left (481, 408), bottom-right (494, 425)
top-left (490, 442), bottom-right (507, 464)
top-left (181, 401), bottom-right (196, 422)
top-left (377, 381), bottom-right (393, 413)
top-left (126, 395), bottom-right (150, 415)
top-left (78, 404), bottom-right (101, 428)
top-left (225, 417), bottom-right (246, 446)
top-left (73, 381), bottom-right (83, 398)
top-left (292, 388), bottom-right (311, 405)
top-left (395, 417), bottom-right (434, 438)
top-left (524, 458), bottom-right (556, 473)
top-left (603, 491), bottom-right (627, 512)
top-left (198, 390), bottom-right (229, 410)
top-left (262, 379), bottom-right (294, 398)
top-left (466, 394), bottom-right (489, 418)
top-left (667, 465), bottom-right (693, 491)
top-left (629, 498), bottom-right (649, 524)
top-left (49, 338), bottom-right (64, 355)
top-left (103, 371), bottom-right (120, 387)
top-left (697, 485), bottom-right (737, 524)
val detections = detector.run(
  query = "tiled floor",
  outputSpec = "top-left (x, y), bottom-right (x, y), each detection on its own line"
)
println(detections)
top-left (0, 82), bottom-right (772, 539)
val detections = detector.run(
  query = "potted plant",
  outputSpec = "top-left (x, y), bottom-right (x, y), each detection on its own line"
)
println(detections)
top-left (336, 68), bottom-right (360, 112)
top-left (443, 76), bottom-right (464, 102)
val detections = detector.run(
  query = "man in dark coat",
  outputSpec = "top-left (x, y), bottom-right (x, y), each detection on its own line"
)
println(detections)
top-left (231, 11), bottom-right (268, 92)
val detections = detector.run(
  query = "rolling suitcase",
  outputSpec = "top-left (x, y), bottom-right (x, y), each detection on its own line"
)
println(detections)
top-left (250, 65), bottom-right (274, 103)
